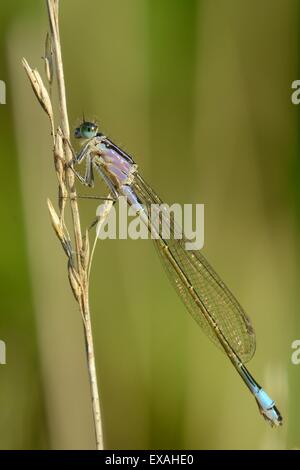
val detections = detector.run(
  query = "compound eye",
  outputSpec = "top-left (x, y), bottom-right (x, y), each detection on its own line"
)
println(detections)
top-left (81, 122), bottom-right (98, 139)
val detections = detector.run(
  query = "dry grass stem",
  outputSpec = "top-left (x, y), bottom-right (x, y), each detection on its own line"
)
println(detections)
top-left (22, 0), bottom-right (106, 450)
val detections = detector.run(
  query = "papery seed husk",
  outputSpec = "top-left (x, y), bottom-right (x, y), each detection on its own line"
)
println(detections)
top-left (68, 261), bottom-right (82, 301)
top-left (44, 33), bottom-right (54, 84)
top-left (22, 58), bottom-right (54, 123)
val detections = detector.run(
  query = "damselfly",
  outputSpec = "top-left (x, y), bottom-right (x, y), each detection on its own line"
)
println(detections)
top-left (70, 120), bottom-right (282, 427)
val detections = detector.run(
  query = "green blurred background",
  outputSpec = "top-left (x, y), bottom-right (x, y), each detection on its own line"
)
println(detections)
top-left (0, 0), bottom-right (299, 449)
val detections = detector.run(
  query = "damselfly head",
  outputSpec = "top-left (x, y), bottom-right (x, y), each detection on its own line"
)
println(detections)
top-left (74, 121), bottom-right (98, 139)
